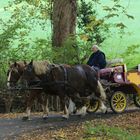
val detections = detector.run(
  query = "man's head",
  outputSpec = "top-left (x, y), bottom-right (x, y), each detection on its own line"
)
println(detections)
top-left (91, 45), bottom-right (99, 53)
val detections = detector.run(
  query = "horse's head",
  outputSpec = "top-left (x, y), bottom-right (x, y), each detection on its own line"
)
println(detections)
top-left (21, 60), bottom-right (40, 86)
top-left (22, 60), bottom-right (52, 87)
top-left (7, 61), bottom-right (26, 88)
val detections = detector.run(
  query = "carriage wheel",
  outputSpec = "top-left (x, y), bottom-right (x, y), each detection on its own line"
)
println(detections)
top-left (86, 99), bottom-right (100, 113)
top-left (110, 91), bottom-right (127, 113)
top-left (133, 94), bottom-right (140, 107)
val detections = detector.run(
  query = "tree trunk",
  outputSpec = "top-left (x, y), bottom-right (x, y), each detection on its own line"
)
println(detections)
top-left (52, 0), bottom-right (77, 47)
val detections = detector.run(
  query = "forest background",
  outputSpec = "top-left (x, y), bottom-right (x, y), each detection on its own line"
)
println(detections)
top-left (0, 0), bottom-right (140, 87)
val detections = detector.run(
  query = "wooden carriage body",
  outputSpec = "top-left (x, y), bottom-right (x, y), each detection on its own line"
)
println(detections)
top-left (100, 64), bottom-right (140, 95)
top-left (89, 64), bottom-right (140, 113)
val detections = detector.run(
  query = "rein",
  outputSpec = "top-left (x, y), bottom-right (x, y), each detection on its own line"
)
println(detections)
top-left (39, 65), bottom-right (82, 93)
top-left (7, 68), bottom-right (22, 84)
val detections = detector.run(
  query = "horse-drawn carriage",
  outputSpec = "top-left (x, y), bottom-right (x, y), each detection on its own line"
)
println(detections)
top-left (7, 61), bottom-right (140, 120)
top-left (88, 63), bottom-right (140, 113)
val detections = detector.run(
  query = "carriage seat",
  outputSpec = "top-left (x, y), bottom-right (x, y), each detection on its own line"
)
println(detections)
top-left (106, 58), bottom-right (124, 67)
top-left (99, 65), bottom-right (124, 77)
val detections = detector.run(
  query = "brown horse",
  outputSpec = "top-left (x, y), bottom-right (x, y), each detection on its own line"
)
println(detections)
top-left (21, 60), bottom-right (107, 118)
top-left (7, 61), bottom-right (49, 120)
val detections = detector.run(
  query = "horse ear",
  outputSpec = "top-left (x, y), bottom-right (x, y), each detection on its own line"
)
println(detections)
top-left (23, 60), bottom-right (27, 65)
top-left (14, 62), bottom-right (17, 67)
top-left (29, 60), bottom-right (33, 65)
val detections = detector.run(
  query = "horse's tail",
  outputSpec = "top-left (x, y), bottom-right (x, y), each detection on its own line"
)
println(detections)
top-left (97, 80), bottom-right (106, 101)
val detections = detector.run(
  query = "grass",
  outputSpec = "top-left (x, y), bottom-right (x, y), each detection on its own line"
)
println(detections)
top-left (83, 122), bottom-right (140, 140)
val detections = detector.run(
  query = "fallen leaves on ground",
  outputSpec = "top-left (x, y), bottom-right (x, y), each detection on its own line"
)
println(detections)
top-left (15, 110), bottom-right (140, 140)
top-left (0, 112), bottom-right (42, 119)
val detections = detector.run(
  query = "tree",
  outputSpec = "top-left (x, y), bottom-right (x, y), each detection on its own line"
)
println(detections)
top-left (52, 0), bottom-right (77, 47)
top-left (0, 0), bottom-right (134, 63)
top-left (78, 0), bottom-right (134, 45)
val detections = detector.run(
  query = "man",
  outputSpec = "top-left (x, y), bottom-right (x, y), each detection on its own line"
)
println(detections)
top-left (87, 45), bottom-right (106, 70)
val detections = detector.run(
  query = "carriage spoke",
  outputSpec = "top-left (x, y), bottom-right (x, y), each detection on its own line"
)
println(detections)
top-left (111, 91), bottom-right (127, 113)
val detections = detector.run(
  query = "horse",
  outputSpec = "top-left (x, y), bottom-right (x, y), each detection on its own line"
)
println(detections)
top-left (7, 61), bottom-right (49, 120)
top-left (21, 60), bottom-right (107, 118)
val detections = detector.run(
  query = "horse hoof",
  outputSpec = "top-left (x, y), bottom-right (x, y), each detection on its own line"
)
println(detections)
top-left (22, 116), bottom-right (31, 121)
top-left (76, 106), bottom-right (87, 116)
top-left (42, 116), bottom-right (48, 120)
top-left (101, 106), bottom-right (108, 114)
top-left (62, 115), bottom-right (69, 119)
top-left (73, 110), bottom-right (77, 114)
top-left (102, 107), bottom-right (108, 114)
top-left (105, 109), bottom-right (108, 114)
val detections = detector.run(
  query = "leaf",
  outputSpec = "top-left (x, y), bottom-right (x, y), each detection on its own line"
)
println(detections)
top-left (103, 6), bottom-right (112, 11)
top-left (113, 0), bottom-right (120, 2)
top-left (115, 4), bottom-right (122, 8)
top-left (112, 7), bottom-right (118, 11)
top-left (116, 23), bottom-right (127, 29)
top-left (80, 34), bottom-right (89, 41)
top-left (105, 13), bottom-right (119, 19)
top-left (126, 14), bottom-right (134, 20)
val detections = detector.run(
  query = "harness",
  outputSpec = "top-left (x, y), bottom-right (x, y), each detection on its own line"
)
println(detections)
top-left (7, 69), bottom-right (21, 86)
top-left (60, 65), bottom-right (68, 90)
top-left (38, 65), bottom-right (82, 94)
top-left (40, 65), bottom-right (69, 89)
top-left (7, 64), bottom-right (87, 96)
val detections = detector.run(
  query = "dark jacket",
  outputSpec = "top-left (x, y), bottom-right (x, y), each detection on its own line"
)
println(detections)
top-left (87, 50), bottom-right (106, 69)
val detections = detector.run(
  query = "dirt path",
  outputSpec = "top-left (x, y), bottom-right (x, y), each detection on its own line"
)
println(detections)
top-left (0, 108), bottom-right (139, 140)
top-left (0, 114), bottom-right (65, 140)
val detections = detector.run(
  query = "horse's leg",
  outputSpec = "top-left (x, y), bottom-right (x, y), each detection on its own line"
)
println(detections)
top-left (42, 94), bottom-right (49, 119)
top-left (76, 106), bottom-right (87, 117)
top-left (99, 99), bottom-right (107, 113)
top-left (94, 80), bottom-right (107, 113)
top-left (96, 80), bottom-right (106, 100)
top-left (68, 98), bottom-right (76, 114)
top-left (37, 93), bottom-right (49, 119)
top-left (61, 96), bottom-right (69, 119)
top-left (72, 96), bottom-right (87, 117)
top-left (23, 91), bottom-right (36, 120)
top-left (68, 93), bottom-right (88, 117)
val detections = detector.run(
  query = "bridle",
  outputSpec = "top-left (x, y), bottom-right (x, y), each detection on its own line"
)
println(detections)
top-left (7, 68), bottom-right (21, 87)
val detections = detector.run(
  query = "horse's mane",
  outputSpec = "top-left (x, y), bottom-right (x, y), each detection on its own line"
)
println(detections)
top-left (10, 61), bottom-right (26, 69)
top-left (33, 60), bottom-right (50, 75)
top-left (10, 61), bottom-right (51, 75)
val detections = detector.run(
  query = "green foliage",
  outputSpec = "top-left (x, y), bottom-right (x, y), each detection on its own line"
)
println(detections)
top-left (0, 0), bottom-right (52, 87)
top-left (78, 0), bottom-right (110, 44)
top-left (78, 0), bottom-right (134, 44)
top-left (121, 44), bottom-right (140, 69)
top-left (0, 0), bottom-right (51, 60)
top-left (0, 0), bottom-right (137, 88)
top-left (84, 122), bottom-right (140, 140)
top-left (52, 35), bottom-right (95, 65)
top-left (52, 35), bottom-right (80, 64)
top-left (0, 63), bottom-right (8, 88)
